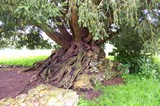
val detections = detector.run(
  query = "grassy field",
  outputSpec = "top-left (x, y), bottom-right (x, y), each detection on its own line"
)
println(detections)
top-left (0, 49), bottom-right (50, 66)
top-left (0, 50), bottom-right (160, 106)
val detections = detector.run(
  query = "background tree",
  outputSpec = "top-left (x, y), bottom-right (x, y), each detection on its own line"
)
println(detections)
top-left (0, 0), bottom-right (160, 89)
top-left (110, 3), bottom-right (160, 73)
top-left (0, 26), bottom-right (53, 49)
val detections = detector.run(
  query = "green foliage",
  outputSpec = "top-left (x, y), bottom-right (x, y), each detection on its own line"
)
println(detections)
top-left (110, 15), bottom-right (159, 73)
top-left (0, 0), bottom-right (62, 49)
top-left (16, 28), bottom-right (52, 49)
top-left (0, 31), bottom-right (16, 49)
top-left (0, 0), bottom-right (62, 28)
top-left (53, 44), bottom-right (61, 50)
top-left (69, 0), bottom-right (160, 43)
top-left (0, 28), bottom-right (52, 49)
top-left (117, 63), bottom-right (130, 75)
top-left (110, 53), bottom-right (142, 73)
top-left (138, 56), bottom-right (160, 79)
top-left (112, 50), bottom-right (160, 79)
top-left (109, 1), bottom-right (160, 68)
top-left (76, 0), bottom-right (109, 40)
top-left (78, 74), bottom-right (160, 106)
top-left (110, 41), bottom-right (160, 79)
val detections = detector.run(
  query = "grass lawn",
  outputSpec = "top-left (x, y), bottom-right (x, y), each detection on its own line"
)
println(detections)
top-left (0, 49), bottom-right (50, 66)
top-left (0, 50), bottom-right (160, 106)
top-left (0, 55), bottom-right (48, 66)
top-left (78, 75), bottom-right (160, 106)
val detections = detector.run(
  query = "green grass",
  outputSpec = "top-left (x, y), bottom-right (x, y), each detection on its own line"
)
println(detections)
top-left (78, 75), bottom-right (160, 106)
top-left (0, 55), bottom-right (48, 66)
top-left (106, 56), bottom-right (114, 60)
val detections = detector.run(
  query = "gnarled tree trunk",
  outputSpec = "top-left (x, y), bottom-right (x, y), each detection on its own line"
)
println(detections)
top-left (24, 41), bottom-right (119, 90)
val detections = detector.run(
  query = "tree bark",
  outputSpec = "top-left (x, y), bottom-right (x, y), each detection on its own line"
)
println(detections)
top-left (56, 17), bottom-right (73, 41)
top-left (70, 2), bottom-right (81, 43)
top-left (45, 31), bottom-right (71, 49)
top-left (23, 40), bottom-right (120, 90)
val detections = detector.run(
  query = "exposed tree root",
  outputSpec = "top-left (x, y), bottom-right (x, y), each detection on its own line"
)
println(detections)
top-left (22, 45), bottom-right (121, 90)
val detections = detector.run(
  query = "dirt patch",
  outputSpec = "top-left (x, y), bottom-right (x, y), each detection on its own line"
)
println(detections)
top-left (78, 90), bottom-right (102, 100)
top-left (103, 76), bottom-right (124, 86)
top-left (0, 67), bottom-right (124, 100)
top-left (0, 67), bottom-right (40, 100)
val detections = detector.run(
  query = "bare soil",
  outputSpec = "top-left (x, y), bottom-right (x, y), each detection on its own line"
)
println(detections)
top-left (0, 67), bottom-right (40, 100)
top-left (0, 67), bottom-right (124, 100)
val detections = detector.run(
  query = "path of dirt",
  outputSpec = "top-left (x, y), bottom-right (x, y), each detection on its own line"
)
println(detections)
top-left (0, 67), bottom-right (124, 100)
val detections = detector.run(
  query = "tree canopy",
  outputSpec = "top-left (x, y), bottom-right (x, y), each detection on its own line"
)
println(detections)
top-left (0, 0), bottom-right (159, 50)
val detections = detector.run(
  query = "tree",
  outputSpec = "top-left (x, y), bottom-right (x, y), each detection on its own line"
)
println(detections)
top-left (0, 26), bottom-right (53, 49)
top-left (0, 0), bottom-right (160, 89)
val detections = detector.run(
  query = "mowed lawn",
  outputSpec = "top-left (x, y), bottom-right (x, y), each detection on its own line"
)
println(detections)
top-left (0, 49), bottom-right (51, 66)
top-left (0, 49), bottom-right (160, 106)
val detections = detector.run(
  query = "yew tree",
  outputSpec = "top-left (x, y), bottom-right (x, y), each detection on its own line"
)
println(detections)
top-left (0, 0), bottom-right (160, 89)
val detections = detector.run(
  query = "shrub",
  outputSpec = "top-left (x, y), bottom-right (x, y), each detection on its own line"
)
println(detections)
top-left (138, 56), bottom-right (160, 79)
top-left (111, 49), bottom-right (160, 79)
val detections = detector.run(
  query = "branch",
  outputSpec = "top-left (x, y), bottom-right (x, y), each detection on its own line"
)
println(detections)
top-left (46, 31), bottom-right (71, 49)
top-left (84, 33), bottom-right (93, 43)
top-left (0, 28), bottom-right (4, 33)
top-left (35, 24), bottom-right (71, 49)
top-left (70, 4), bottom-right (81, 42)
top-left (56, 18), bottom-right (72, 41)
